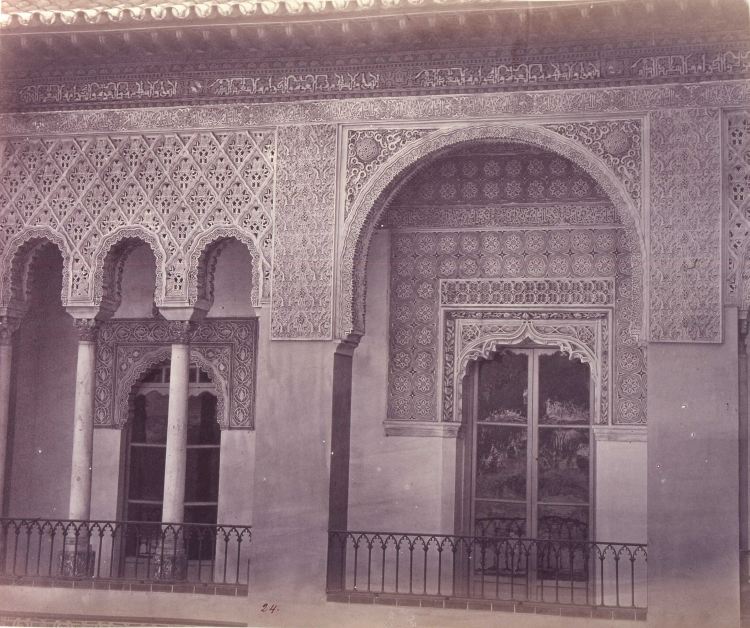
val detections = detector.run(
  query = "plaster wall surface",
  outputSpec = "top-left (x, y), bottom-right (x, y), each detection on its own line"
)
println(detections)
top-left (218, 429), bottom-right (255, 525)
top-left (7, 247), bottom-right (76, 519)
top-left (595, 438), bottom-right (647, 544)
top-left (647, 308), bottom-right (740, 628)
top-left (207, 239), bottom-right (255, 318)
top-left (90, 428), bottom-right (124, 521)
top-left (113, 245), bottom-right (157, 319)
top-left (349, 230), bottom-right (449, 534)
top-left (249, 305), bottom-right (336, 602)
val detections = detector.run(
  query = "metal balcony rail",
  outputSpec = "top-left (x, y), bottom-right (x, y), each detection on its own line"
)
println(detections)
top-left (327, 530), bottom-right (647, 609)
top-left (0, 518), bottom-right (251, 586)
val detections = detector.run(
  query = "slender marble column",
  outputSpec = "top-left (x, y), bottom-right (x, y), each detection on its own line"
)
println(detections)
top-left (157, 321), bottom-right (191, 581)
top-left (67, 319), bottom-right (99, 522)
top-left (162, 337), bottom-right (190, 524)
top-left (62, 318), bottom-right (98, 577)
top-left (0, 317), bottom-right (19, 516)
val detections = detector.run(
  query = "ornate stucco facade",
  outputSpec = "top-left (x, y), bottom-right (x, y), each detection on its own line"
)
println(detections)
top-left (0, 1), bottom-right (748, 627)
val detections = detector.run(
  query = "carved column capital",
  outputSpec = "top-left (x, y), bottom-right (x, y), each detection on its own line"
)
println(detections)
top-left (166, 320), bottom-right (193, 345)
top-left (0, 317), bottom-right (21, 346)
top-left (73, 318), bottom-right (100, 342)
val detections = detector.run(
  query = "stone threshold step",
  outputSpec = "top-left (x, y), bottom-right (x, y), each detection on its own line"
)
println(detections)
top-left (0, 609), bottom-right (247, 627)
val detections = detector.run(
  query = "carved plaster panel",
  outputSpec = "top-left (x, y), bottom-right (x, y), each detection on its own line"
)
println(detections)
top-left (441, 310), bottom-right (611, 428)
top-left (726, 110), bottom-right (750, 308)
top-left (649, 108), bottom-right (722, 342)
top-left (95, 318), bottom-right (258, 429)
top-left (272, 125), bottom-right (337, 339)
top-left (387, 227), bottom-right (645, 426)
top-left (0, 130), bottom-right (274, 313)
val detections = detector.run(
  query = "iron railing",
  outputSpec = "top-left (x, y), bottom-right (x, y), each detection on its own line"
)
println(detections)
top-left (0, 518), bottom-right (251, 586)
top-left (328, 530), bottom-right (647, 609)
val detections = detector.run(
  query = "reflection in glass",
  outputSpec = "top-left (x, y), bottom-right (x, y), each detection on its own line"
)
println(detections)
top-left (537, 427), bottom-right (589, 503)
top-left (478, 351), bottom-right (528, 423)
top-left (131, 392), bottom-right (168, 444)
top-left (539, 352), bottom-right (590, 425)
top-left (474, 501), bottom-right (526, 538)
top-left (537, 505), bottom-right (589, 541)
top-left (475, 425), bottom-right (527, 500)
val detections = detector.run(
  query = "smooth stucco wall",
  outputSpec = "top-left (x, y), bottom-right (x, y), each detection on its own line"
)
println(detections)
top-left (647, 307), bottom-right (740, 628)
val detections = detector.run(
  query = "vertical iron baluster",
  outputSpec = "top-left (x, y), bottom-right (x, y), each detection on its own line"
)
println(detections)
top-left (46, 529), bottom-right (55, 577)
top-left (494, 541), bottom-right (500, 600)
top-left (380, 543), bottom-right (386, 593)
top-left (569, 546), bottom-right (575, 604)
top-left (630, 554), bottom-right (636, 608)
top-left (524, 545), bottom-right (530, 601)
top-left (352, 539), bottom-right (359, 591)
top-left (554, 545), bottom-right (560, 604)
top-left (23, 524), bottom-right (31, 575)
top-left (437, 545), bottom-right (442, 597)
top-left (600, 551), bottom-right (605, 607)
top-left (234, 533), bottom-right (242, 585)
top-left (367, 540), bottom-right (372, 592)
top-left (222, 532), bottom-right (229, 584)
top-left (408, 541), bottom-right (413, 595)
top-left (422, 542), bottom-right (427, 595)
top-left (509, 543), bottom-right (515, 601)
top-left (615, 554), bottom-right (620, 607)
top-left (12, 526), bottom-right (20, 576)
top-left (479, 538), bottom-right (485, 599)
top-left (394, 544), bottom-right (400, 593)
top-left (34, 525), bottom-right (42, 576)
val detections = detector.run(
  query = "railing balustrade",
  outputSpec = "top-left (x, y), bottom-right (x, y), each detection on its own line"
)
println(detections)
top-left (328, 530), bottom-right (647, 609)
top-left (0, 518), bottom-right (251, 586)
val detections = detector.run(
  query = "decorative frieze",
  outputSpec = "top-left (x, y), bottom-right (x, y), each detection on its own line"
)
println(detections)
top-left (4, 41), bottom-right (749, 112)
top-left (94, 318), bottom-right (258, 429)
top-left (1, 81), bottom-right (749, 137)
top-left (440, 278), bottom-right (615, 307)
top-left (649, 108), bottom-right (722, 342)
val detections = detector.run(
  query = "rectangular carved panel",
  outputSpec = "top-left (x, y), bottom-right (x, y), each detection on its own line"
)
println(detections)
top-left (649, 108), bottom-right (722, 342)
top-left (95, 318), bottom-right (258, 430)
top-left (271, 125), bottom-right (337, 339)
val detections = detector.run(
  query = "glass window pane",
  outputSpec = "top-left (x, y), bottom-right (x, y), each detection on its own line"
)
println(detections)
top-left (537, 505), bottom-right (589, 541)
top-left (185, 448), bottom-right (220, 502)
top-left (185, 505), bottom-right (218, 525)
top-left (474, 501), bottom-right (526, 537)
top-left (538, 427), bottom-right (589, 504)
top-left (131, 391), bottom-right (168, 444)
top-left (539, 352), bottom-right (590, 425)
top-left (128, 447), bottom-right (165, 500)
top-left (475, 425), bottom-right (527, 500)
top-left (477, 351), bottom-right (528, 423)
top-left (187, 393), bottom-right (220, 445)
top-left (198, 369), bottom-right (212, 383)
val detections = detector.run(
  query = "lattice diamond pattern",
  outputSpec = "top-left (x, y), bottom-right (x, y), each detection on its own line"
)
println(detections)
top-left (0, 130), bottom-right (276, 309)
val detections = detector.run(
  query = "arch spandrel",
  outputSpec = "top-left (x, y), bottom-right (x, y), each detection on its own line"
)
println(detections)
top-left (338, 123), bottom-right (646, 342)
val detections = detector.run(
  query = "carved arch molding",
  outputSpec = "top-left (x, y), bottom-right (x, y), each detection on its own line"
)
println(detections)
top-left (337, 121), bottom-right (647, 345)
top-left (94, 318), bottom-right (258, 430)
top-left (0, 130), bottom-right (275, 315)
top-left (442, 309), bottom-right (611, 428)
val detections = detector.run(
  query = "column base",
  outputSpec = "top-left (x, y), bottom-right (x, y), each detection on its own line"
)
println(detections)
top-left (59, 543), bottom-right (95, 578)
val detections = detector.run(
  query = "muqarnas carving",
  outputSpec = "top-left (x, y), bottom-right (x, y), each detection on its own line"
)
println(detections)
top-left (95, 319), bottom-right (258, 430)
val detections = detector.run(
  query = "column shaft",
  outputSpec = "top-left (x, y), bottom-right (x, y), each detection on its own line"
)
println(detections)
top-left (0, 342), bottom-right (13, 516)
top-left (162, 343), bottom-right (190, 524)
top-left (68, 338), bottom-right (97, 521)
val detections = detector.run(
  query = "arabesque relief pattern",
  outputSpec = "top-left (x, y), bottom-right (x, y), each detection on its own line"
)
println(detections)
top-left (727, 110), bottom-right (750, 308)
top-left (649, 108), bottom-right (722, 342)
top-left (388, 225), bottom-right (645, 425)
top-left (95, 318), bottom-right (258, 429)
top-left (0, 130), bottom-right (275, 312)
top-left (272, 125), bottom-right (337, 339)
